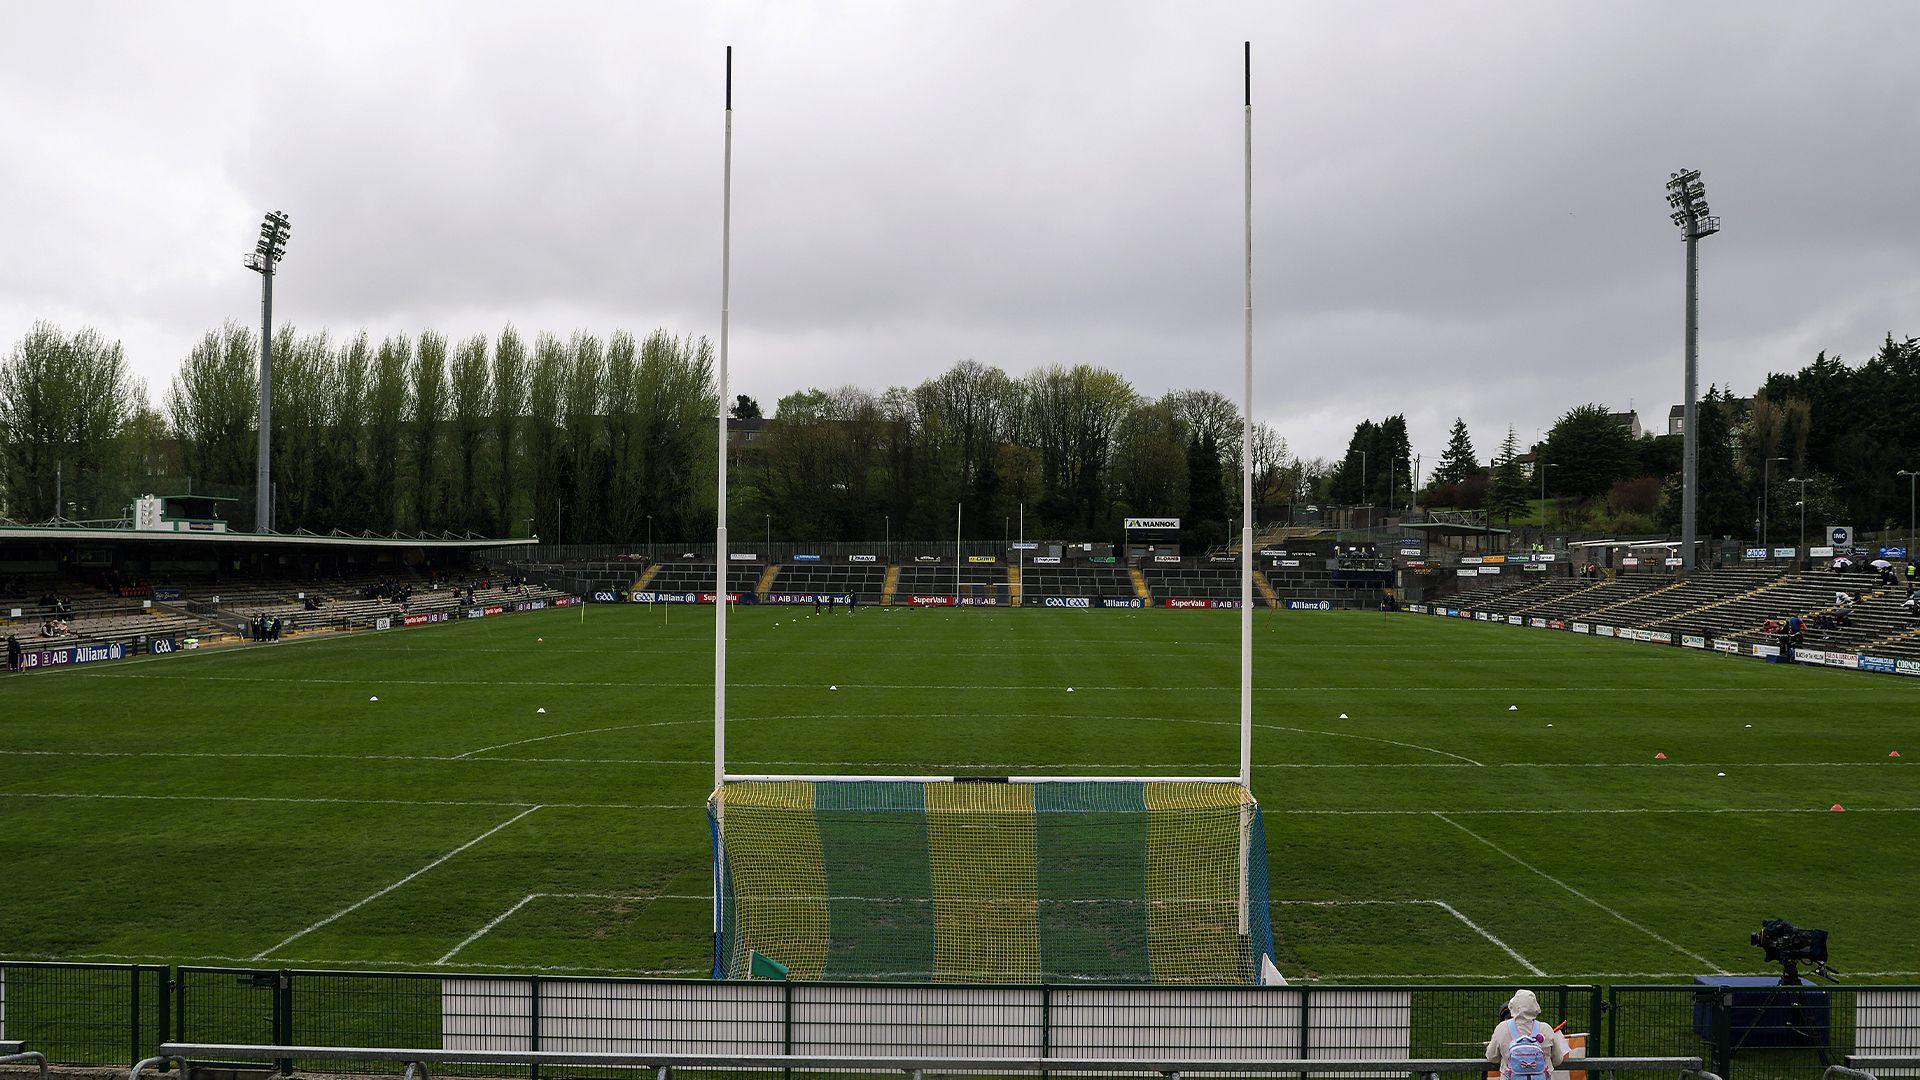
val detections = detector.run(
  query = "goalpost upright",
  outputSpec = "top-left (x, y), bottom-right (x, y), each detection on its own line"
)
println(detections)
top-left (712, 45), bottom-right (734, 953)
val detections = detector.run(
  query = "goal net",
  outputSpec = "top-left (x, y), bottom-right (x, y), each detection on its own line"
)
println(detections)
top-left (709, 777), bottom-right (1273, 983)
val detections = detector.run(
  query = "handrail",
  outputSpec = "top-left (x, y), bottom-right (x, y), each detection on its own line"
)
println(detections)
top-left (132, 1045), bottom-right (1707, 1080)
top-left (0, 1049), bottom-right (48, 1080)
top-left (1836, 1057), bottom-right (1920, 1080)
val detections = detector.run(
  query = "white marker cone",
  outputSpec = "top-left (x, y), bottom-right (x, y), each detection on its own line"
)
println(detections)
top-left (1338, 713), bottom-right (1348, 719)
top-left (537, 707), bottom-right (546, 714)
top-left (369, 696), bottom-right (378, 702)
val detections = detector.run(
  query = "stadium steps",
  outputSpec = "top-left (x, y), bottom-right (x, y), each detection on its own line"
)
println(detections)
top-left (1007, 565), bottom-right (1022, 607)
top-left (1254, 569), bottom-right (1279, 608)
top-left (1582, 577), bottom-right (1691, 619)
top-left (1511, 578), bottom-right (1609, 614)
top-left (1859, 624), bottom-right (1920, 658)
top-left (753, 564), bottom-right (781, 601)
top-left (633, 564), bottom-right (663, 591)
top-left (880, 565), bottom-right (902, 605)
top-left (1128, 566), bottom-right (1151, 601)
top-left (1652, 572), bottom-right (1790, 626)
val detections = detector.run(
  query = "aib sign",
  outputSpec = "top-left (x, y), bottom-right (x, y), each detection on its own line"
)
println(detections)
top-left (1828, 526), bottom-right (1853, 548)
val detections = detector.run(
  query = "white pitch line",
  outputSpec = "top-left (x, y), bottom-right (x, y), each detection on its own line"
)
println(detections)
top-left (1271, 899), bottom-right (1544, 977)
top-left (5, 790), bottom-right (1920, 816)
top-left (72, 671), bottom-right (1822, 692)
top-left (437, 891), bottom-right (664, 964)
top-left (2, 746), bottom-right (1909, 772)
top-left (453, 723), bottom-right (660, 759)
top-left (250, 805), bottom-right (544, 960)
top-left (1432, 811), bottom-right (1727, 974)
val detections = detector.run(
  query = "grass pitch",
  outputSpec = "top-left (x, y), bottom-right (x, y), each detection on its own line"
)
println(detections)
top-left (2, 604), bottom-right (1917, 983)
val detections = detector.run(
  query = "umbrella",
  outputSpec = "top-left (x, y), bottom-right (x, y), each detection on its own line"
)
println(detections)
top-left (1871, 559), bottom-right (1893, 569)
top-left (1832, 556), bottom-right (1853, 566)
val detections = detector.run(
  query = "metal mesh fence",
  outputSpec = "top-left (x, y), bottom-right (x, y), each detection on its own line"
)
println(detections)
top-left (12, 963), bottom-right (1920, 1080)
top-left (155, 973), bottom-right (1600, 1078)
top-left (1609, 983), bottom-right (1920, 1080)
top-left (0, 961), bottom-right (167, 1066)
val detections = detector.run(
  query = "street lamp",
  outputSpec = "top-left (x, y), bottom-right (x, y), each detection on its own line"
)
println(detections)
top-left (1786, 476), bottom-right (1811, 559)
top-left (1898, 469), bottom-right (1918, 564)
top-left (1761, 456), bottom-right (1787, 548)
top-left (244, 209), bottom-right (291, 533)
top-left (1666, 168), bottom-right (1719, 569)
top-left (1539, 462), bottom-right (1557, 529)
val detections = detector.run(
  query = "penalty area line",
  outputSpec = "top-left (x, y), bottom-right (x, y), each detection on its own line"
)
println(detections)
top-left (1432, 811), bottom-right (1727, 974)
top-left (1272, 899), bottom-right (1543, 977)
top-left (435, 891), bottom-right (663, 964)
top-left (250, 805), bottom-right (544, 961)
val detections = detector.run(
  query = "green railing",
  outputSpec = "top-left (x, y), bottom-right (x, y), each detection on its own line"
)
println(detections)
top-left (5, 961), bottom-right (1914, 1080)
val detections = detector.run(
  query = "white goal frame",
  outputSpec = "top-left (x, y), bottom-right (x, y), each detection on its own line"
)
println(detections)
top-left (706, 43), bottom-right (1263, 953)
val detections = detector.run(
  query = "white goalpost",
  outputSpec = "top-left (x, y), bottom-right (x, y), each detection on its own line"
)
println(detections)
top-left (706, 44), bottom-right (1272, 986)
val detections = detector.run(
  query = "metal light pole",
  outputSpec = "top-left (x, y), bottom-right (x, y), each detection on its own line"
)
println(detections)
top-left (1787, 477), bottom-right (1810, 559)
top-left (1898, 469), bottom-right (1918, 563)
top-left (244, 210), bottom-right (291, 533)
top-left (1539, 462), bottom-right (1556, 529)
top-left (1762, 456), bottom-right (1786, 548)
top-left (1666, 169), bottom-right (1720, 570)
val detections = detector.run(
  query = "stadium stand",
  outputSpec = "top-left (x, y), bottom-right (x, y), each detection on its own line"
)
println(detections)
top-left (1015, 564), bottom-right (1133, 604)
top-left (643, 561), bottom-right (763, 596)
top-left (764, 563), bottom-right (890, 604)
top-left (1143, 563), bottom-right (1247, 602)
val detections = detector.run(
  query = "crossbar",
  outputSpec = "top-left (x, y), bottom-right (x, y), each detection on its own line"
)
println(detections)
top-left (723, 774), bottom-right (1246, 785)
top-left (134, 1044), bottom-right (1707, 1080)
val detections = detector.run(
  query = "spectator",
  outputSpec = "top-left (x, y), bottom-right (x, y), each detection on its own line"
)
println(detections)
top-left (6, 634), bottom-right (20, 672)
top-left (1485, 989), bottom-right (1569, 1080)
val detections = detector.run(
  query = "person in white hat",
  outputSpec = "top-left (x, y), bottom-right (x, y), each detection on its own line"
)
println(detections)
top-left (1486, 989), bottom-right (1571, 1080)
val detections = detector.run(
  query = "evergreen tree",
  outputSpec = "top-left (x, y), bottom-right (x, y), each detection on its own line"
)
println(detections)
top-left (1434, 418), bottom-right (1477, 485)
top-left (1487, 426), bottom-right (1531, 523)
top-left (1184, 430), bottom-right (1229, 548)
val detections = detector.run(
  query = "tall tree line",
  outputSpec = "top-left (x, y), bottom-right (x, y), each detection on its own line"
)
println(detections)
top-left (13, 318), bottom-right (1909, 545)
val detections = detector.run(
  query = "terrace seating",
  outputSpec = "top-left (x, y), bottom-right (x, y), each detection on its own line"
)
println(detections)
top-left (765, 564), bottom-right (890, 604)
top-left (644, 562), bottom-right (761, 596)
top-left (1014, 565), bottom-right (1131, 604)
top-left (1512, 575), bottom-right (1669, 621)
top-left (1143, 565), bottom-right (1245, 602)
top-left (1573, 566), bottom-right (1779, 626)
top-left (891, 564), bottom-right (1009, 604)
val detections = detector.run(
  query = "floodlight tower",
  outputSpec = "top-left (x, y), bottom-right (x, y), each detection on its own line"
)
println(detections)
top-left (245, 210), bottom-right (291, 533)
top-left (1665, 170), bottom-right (1718, 570)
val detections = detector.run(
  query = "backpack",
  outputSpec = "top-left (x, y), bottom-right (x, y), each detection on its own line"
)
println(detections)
top-left (1504, 1019), bottom-right (1551, 1080)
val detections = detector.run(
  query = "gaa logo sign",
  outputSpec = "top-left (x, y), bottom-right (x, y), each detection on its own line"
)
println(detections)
top-left (1828, 526), bottom-right (1852, 547)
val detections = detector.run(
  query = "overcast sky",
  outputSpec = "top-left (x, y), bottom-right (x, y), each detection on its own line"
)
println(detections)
top-left (3, 2), bottom-right (1916, 464)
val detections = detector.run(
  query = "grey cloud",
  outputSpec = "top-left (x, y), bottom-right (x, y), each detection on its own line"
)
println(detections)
top-left (2, 0), bottom-right (1916, 465)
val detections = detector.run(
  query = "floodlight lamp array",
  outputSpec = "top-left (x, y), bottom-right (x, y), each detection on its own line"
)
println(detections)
top-left (1664, 169), bottom-right (1719, 238)
top-left (246, 210), bottom-right (291, 272)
